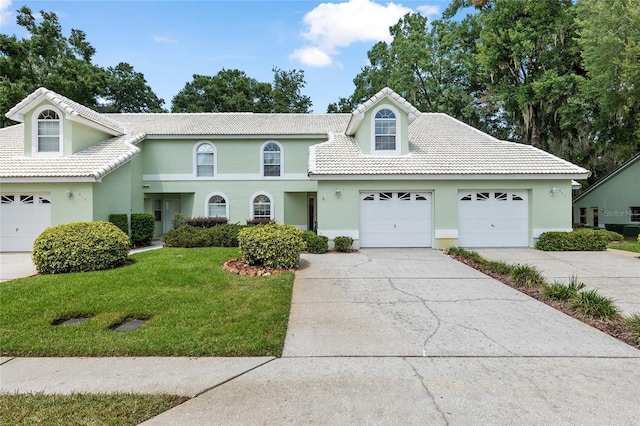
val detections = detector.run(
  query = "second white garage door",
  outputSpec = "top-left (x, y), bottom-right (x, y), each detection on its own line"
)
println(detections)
top-left (360, 192), bottom-right (432, 247)
top-left (458, 190), bottom-right (528, 247)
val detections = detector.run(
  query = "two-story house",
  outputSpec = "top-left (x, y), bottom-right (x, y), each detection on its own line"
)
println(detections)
top-left (0, 87), bottom-right (589, 252)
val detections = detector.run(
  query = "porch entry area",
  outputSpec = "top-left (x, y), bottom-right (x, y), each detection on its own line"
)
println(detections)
top-left (146, 194), bottom-right (189, 237)
top-left (283, 192), bottom-right (316, 232)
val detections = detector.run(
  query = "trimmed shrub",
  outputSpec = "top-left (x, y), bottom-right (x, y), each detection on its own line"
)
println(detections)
top-left (238, 223), bottom-right (305, 269)
top-left (536, 230), bottom-right (608, 251)
top-left (246, 218), bottom-right (274, 226)
top-left (131, 213), bottom-right (155, 247)
top-left (163, 224), bottom-right (245, 248)
top-left (573, 227), bottom-right (623, 242)
top-left (163, 225), bottom-right (212, 248)
top-left (570, 289), bottom-right (619, 319)
top-left (209, 224), bottom-right (244, 247)
top-left (32, 221), bottom-right (130, 274)
top-left (333, 236), bottom-right (353, 253)
top-left (186, 216), bottom-right (228, 228)
top-left (108, 213), bottom-right (129, 236)
top-left (302, 231), bottom-right (329, 254)
top-left (172, 213), bottom-right (187, 230)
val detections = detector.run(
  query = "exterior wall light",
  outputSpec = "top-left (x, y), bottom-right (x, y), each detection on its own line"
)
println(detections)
top-left (335, 189), bottom-right (342, 198)
top-left (65, 190), bottom-right (73, 199)
top-left (550, 187), bottom-right (558, 197)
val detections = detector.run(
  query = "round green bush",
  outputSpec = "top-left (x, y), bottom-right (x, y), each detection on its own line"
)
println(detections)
top-left (32, 221), bottom-right (131, 274)
top-left (238, 223), bottom-right (305, 269)
top-left (302, 231), bottom-right (329, 254)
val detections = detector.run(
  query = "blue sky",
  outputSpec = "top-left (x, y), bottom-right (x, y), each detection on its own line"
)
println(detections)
top-left (0, 0), bottom-right (449, 112)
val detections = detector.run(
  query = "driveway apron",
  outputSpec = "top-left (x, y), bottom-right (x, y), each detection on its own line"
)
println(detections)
top-left (143, 249), bottom-right (640, 425)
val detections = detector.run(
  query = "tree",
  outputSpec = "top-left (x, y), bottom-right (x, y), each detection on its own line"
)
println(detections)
top-left (171, 68), bottom-right (312, 113)
top-left (99, 62), bottom-right (165, 113)
top-left (271, 67), bottom-right (312, 113)
top-left (1, 6), bottom-right (105, 126)
top-left (576, 0), bottom-right (640, 181)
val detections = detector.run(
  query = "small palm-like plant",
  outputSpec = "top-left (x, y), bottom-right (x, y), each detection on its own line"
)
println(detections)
top-left (626, 314), bottom-right (640, 340)
top-left (542, 276), bottom-right (586, 301)
top-left (486, 260), bottom-right (513, 275)
top-left (511, 264), bottom-right (545, 288)
top-left (570, 289), bottom-right (619, 319)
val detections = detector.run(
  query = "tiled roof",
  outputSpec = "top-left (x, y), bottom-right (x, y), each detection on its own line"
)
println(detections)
top-left (6, 88), bottom-right (126, 135)
top-left (309, 114), bottom-right (590, 177)
top-left (346, 87), bottom-right (420, 135)
top-left (0, 124), bottom-right (142, 180)
top-left (105, 113), bottom-right (351, 136)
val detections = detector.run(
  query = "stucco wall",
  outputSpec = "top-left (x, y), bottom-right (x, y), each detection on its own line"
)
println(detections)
top-left (572, 160), bottom-right (640, 227)
top-left (316, 179), bottom-right (573, 249)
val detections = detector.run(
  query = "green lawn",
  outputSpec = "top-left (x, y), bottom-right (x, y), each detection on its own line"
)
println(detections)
top-left (0, 393), bottom-right (188, 426)
top-left (608, 241), bottom-right (640, 253)
top-left (0, 248), bottom-right (294, 357)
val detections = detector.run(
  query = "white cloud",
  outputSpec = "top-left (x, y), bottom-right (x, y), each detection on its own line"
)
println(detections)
top-left (0, 0), bottom-right (12, 26)
top-left (291, 0), bottom-right (413, 67)
top-left (416, 5), bottom-right (440, 17)
top-left (153, 35), bottom-right (178, 45)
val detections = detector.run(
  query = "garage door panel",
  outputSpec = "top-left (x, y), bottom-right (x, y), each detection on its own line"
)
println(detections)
top-left (0, 193), bottom-right (51, 252)
top-left (360, 192), bottom-right (432, 248)
top-left (458, 191), bottom-right (528, 248)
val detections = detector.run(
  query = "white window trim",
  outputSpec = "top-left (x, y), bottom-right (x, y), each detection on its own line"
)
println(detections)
top-left (370, 105), bottom-right (401, 156)
top-left (260, 140), bottom-right (284, 178)
top-left (193, 141), bottom-right (217, 178)
top-left (31, 105), bottom-right (63, 157)
top-left (249, 191), bottom-right (274, 220)
top-left (204, 191), bottom-right (229, 218)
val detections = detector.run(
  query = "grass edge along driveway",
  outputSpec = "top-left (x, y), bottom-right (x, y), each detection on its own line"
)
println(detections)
top-left (0, 247), bottom-right (294, 357)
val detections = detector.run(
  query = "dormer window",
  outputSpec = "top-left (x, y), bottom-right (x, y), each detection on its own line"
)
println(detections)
top-left (374, 108), bottom-right (396, 151)
top-left (33, 108), bottom-right (62, 155)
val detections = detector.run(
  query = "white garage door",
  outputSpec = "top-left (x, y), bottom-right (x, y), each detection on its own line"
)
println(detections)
top-left (360, 192), bottom-right (432, 247)
top-left (0, 194), bottom-right (52, 252)
top-left (458, 191), bottom-right (528, 247)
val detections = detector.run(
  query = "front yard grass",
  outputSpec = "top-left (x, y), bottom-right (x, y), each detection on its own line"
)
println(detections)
top-left (608, 241), bottom-right (640, 253)
top-left (0, 393), bottom-right (188, 426)
top-left (0, 247), bottom-right (294, 357)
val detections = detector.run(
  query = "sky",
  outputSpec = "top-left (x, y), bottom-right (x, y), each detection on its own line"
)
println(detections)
top-left (0, 0), bottom-right (450, 113)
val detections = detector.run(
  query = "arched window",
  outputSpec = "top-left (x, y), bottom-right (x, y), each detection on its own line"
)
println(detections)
top-left (252, 194), bottom-right (272, 220)
top-left (37, 109), bottom-right (61, 153)
top-left (262, 142), bottom-right (281, 177)
top-left (208, 195), bottom-right (227, 218)
top-left (196, 143), bottom-right (214, 177)
top-left (374, 108), bottom-right (396, 151)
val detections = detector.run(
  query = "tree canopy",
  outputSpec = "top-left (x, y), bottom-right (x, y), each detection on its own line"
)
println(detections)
top-left (171, 67), bottom-right (312, 113)
top-left (332, 0), bottom-right (640, 185)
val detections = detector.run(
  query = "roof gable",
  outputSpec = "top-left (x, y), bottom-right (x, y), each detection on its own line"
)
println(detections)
top-left (573, 151), bottom-right (640, 202)
top-left (346, 87), bottom-right (420, 136)
top-left (5, 87), bottom-right (126, 136)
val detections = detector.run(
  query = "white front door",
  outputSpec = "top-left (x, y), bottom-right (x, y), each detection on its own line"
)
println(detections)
top-left (359, 192), bottom-right (432, 248)
top-left (458, 191), bottom-right (529, 247)
top-left (0, 194), bottom-right (52, 252)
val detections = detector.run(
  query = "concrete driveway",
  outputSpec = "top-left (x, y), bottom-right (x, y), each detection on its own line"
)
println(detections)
top-left (475, 248), bottom-right (640, 316)
top-left (143, 249), bottom-right (640, 425)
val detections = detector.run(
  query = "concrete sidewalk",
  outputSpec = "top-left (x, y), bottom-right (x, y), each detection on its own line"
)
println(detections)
top-left (475, 248), bottom-right (640, 316)
top-left (2, 249), bottom-right (639, 425)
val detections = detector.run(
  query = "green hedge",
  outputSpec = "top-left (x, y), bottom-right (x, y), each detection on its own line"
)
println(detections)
top-left (333, 236), bottom-right (353, 252)
top-left (186, 216), bottom-right (229, 228)
top-left (238, 223), bottom-right (305, 269)
top-left (536, 230), bottom-right (609, 251)
top-left (108, 213), bottom-right (129, 236)
top-left (32, 221), bottom-right (130, 274)
top-left (163, 224), bottom-right (244, 248)
top-left (302, 231), bottom-right (328, 254)
top-left (131, 213), bottom-right (155, 247)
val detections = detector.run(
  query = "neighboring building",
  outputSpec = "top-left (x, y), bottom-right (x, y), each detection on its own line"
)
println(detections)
top-left (572, 151), bottom-right (640, 235)
top-left (0, 87), bottom-right (589, 252)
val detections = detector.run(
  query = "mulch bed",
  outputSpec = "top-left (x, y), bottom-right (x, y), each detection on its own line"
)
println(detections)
top-left (449, 252), bottom-right (640, 350)
top-left (222, 258), bottom-right (295, 276)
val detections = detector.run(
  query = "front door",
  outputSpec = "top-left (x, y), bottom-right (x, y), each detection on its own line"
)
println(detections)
top-left (163, 199), bottom-right (180, 234)
top-left (308, 196), bottom-right (316, 233)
